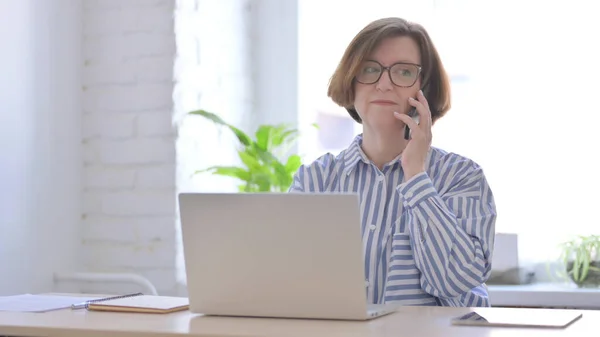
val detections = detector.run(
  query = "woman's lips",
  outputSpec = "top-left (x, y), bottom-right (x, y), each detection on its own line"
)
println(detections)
top-left (370, 100), bottom-right (397, 106)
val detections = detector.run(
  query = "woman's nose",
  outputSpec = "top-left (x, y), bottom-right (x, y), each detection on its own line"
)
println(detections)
top-left (376, 70), bottom-right (393, 91)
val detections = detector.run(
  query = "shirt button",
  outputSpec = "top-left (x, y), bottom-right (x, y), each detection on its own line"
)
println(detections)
top-left (369, 224), bottom-right (377, 231)
top-left (377, 175), bottom-right (384, 182)
top-left (365, 280), bottom-right (370, 287)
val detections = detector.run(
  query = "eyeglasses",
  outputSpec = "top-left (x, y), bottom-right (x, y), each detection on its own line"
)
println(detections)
top-left (355, 60), bottom-right (422, 88)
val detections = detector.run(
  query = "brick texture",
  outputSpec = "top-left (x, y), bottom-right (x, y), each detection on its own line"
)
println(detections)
top-left (81, 0), bottom-right (177, 295)
top-left (79, 0), bottom-right (255, 297)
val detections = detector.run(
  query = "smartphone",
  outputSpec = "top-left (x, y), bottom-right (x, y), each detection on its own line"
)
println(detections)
top-left (403, 107), bottom-right (420, 140)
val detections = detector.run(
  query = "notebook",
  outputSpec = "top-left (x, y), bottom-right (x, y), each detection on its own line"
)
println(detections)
top-left (81, 293), bottom-right (189, 314)
top-left (451, 308), bottom-right (583, 328)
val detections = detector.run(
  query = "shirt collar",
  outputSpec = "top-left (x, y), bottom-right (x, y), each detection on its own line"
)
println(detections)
top-left (342, 134), bottom-right (404, 175)
top-left (342, 134), bottom-right (367, 175)
top-left (342, 134), bottom-right (437, 178)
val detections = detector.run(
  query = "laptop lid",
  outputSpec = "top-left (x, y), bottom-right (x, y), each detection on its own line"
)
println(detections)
top-left (178, 192), bottom-right (369, 320)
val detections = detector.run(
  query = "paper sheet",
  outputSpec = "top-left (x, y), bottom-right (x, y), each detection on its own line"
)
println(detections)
top-left (0, 294), bottom-right (101, 313)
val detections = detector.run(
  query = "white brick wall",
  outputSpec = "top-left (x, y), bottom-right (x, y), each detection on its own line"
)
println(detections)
top-left (79, 0), bottom-right (257, 296)
top-left (81, 0), bottom-right (178, 295)
top-left (79, 0), bottom-right (276, 296)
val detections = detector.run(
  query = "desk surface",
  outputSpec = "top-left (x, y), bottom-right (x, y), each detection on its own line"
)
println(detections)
top-left (0, 304), bottom-right (597, 337)
top-left (488, 283), bottom-right (600, 309)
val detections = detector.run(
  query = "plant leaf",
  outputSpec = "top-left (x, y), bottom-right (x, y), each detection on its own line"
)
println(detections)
top-left (285, 154), bottom-right (302, 174)
top-left (238, 150), bottom-right (262, 171)
top-left (189, 110), bottom-right (307, 194)
top-left (572, 249), bottom-right (581, 282)
top-left (271, 161), bottom-right (291, 188)
top-left (195, 166), bottom-right (250, 182)
top-left (251, 143), bottom-right (283, 165)
top-left (252, 172), bottom-right (272, 192)
top-left (188, 109), bottom-right (227, 124)
top-left (271, 127), bottom-right (299, 147)
top-left (189, 109), bottom-right (252, 146)
top-left (255, 125), bottom-right (273, 151)
top-left (581, 248), bottom-right (590, 281)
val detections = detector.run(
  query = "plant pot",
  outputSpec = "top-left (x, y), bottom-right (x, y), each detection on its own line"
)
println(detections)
top-left (566, 261), bottom-right (600, 288)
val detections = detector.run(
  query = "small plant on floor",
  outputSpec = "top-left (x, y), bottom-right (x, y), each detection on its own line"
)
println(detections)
top-left (188, 109), bottom-right (315, 192)
top-left (558, 235), bottom-right (600, 288)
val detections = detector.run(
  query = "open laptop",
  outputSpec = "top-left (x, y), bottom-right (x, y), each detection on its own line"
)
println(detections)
top-left (178, 192), bottom-right (398, 320)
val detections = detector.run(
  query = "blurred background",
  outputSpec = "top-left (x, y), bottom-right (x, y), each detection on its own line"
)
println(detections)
top-left (1, 0), bottom-right (599, 301)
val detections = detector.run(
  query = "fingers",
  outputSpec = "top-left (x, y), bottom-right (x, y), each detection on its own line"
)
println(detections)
top-left (418, 89), bottom-right (433, 126)
top-left (417, 89), bottom-right (430, 111)
top-left (394, 112), bottom-right (420, 134)
top-left (408, 90), bottom-right (432, 127)
top-left (395, 111), bottom-right (432, 143)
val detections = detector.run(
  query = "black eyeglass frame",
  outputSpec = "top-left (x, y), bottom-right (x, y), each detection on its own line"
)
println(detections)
top-left (355, 60), bottom-right (423, 88)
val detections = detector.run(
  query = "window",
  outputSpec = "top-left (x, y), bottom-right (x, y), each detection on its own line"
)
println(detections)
top-left (298, 0), bottom-right (600, 267)
top-left (174, 0), bottom-right (255, 288)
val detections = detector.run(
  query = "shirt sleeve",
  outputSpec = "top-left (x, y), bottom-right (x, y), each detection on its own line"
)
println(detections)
top-left (288, 153), bottom-right (335, 193)
top-left (396, 157), bottom-right (497, 299)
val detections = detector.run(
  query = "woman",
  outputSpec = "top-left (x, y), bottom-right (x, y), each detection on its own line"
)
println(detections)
top-left (289, 17), bottom-right (497, 307)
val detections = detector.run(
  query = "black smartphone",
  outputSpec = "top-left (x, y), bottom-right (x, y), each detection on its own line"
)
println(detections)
top-left (404, 87), bottom-right (428, 140)
top-left (403, 107), bottom-right (420, 140)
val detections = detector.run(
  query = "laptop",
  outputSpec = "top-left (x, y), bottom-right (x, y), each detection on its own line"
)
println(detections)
top-left (178, 192), bottom-right (398, 320)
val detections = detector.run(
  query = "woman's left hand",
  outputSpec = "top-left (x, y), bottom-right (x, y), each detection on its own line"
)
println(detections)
top-left (393, 90), bottom-right (433, 181)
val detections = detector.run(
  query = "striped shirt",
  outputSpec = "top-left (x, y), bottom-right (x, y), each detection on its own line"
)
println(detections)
top-left (289, 134), bottom-right (497, 307)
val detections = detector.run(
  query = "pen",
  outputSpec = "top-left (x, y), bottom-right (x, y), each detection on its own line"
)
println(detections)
top-left (71, 292), bottom-right (143, 310)
top-left (71, 301), bottom-right (89, 310)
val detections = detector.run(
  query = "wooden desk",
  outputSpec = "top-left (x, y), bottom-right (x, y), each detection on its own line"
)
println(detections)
top-left (0, 304), bottom-right (596, 337)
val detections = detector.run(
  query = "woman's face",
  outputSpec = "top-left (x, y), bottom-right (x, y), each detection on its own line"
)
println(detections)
top-left (353, 36), bottom-right (422, 133)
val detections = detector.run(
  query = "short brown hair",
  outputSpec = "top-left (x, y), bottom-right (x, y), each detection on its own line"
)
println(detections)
top-left (327, 17), bottom-right (451, 124)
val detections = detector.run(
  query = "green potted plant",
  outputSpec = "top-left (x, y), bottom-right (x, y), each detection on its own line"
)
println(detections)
top-left (188, 109), bottom-right (314, 192)
top-left (558, 235), bottom-right (600, 288)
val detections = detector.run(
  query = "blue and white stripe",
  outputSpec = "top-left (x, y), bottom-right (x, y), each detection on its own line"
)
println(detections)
top-left (289, 134), bottom-right (497, 307)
